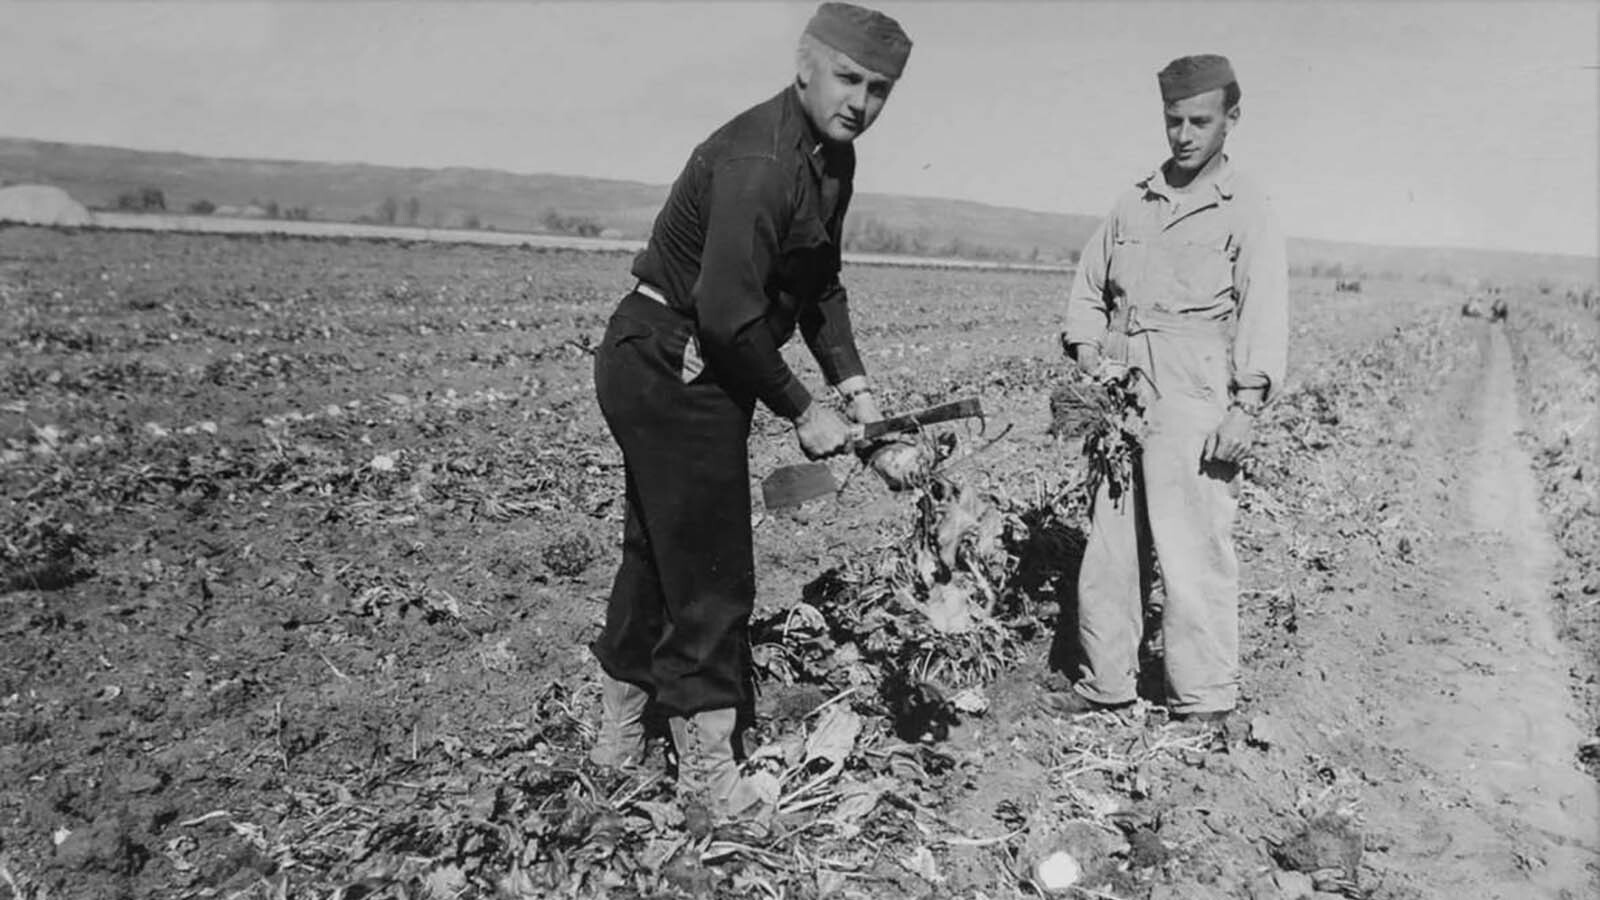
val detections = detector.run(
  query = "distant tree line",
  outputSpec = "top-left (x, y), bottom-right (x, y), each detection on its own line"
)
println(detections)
top-left (1290, 260), bottom-right (1367, 279)
top-left (115, 187), bottom-right (167, 212)
top-left (359, 195), bottom-right (427, 226)
top-left (347, 195), bottom-right (495, 230)
top-left (103, 187), bottom-right (1080, 266)
top-left (112, 186), bottom-right (315, 220)
top-left (841, 215), bottom-right (1078, 265)
top-left (541, 209), bottom-right (603, 237)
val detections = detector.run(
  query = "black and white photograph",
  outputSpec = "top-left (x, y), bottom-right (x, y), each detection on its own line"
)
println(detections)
top-left (1, 2), bottom-right (1596, 898)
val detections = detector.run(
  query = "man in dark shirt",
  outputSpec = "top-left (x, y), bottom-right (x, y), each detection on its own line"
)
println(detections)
top-left (588, 2), bottom-right (912, 819)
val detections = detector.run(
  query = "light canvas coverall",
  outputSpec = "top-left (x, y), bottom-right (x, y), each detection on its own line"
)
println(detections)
top-left (1064, 156), bottom-right (1288, 714)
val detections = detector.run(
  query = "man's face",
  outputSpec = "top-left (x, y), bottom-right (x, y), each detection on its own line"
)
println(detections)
top-left (799, 48), bottom-right (896, 144)
top-left (1164, 88), bottom-right (1238, 173)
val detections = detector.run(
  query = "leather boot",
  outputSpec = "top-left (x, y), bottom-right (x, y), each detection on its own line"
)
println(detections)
top-left (589, 674), bottom-right (648, 768)
top-left (668, 708), bottom-right (742, 806)
top-left (668, 707), bottom-right (778, 824)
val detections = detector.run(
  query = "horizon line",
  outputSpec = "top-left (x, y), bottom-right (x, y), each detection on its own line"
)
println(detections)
top-left (2, 133), bottom-right (1596, 265)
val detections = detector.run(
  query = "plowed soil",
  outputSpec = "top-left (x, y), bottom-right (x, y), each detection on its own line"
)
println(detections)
top-left (2, 226), bottom-right (1595, 899)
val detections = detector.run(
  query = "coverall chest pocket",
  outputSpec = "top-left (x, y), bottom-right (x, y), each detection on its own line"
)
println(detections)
top-left (1151, 233), bottom-right (1236, 311)
top-left (1108, 233), bottom-right (1147, 301)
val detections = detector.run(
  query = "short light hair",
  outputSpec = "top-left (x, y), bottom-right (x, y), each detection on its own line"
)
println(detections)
top-left (796, 32), bottom-right (846, 84)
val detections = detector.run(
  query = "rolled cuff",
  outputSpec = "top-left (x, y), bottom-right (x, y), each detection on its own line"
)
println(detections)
top-left (814, 352), bottom-right (865, 386)
top-left (1062, 315), bottom-right (1109, 352)
top-left (1230, 371), bottom-right (1274, 400)
top-left (769, 377), bottom-right (813, 421)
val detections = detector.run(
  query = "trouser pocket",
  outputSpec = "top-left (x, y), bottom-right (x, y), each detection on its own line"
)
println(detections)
top-left (604, 295), bottom-right (706, 385)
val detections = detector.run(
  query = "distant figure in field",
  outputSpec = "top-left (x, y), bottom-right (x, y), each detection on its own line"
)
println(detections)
top-left (586, 2), bottom-right (911, 820)
top-left (1490, 293), bottom-right (1509, 323)
top-left (1056, 54), bottom-right (1289, 731)
top-left (1461, 284), bottom-right (1491, 318)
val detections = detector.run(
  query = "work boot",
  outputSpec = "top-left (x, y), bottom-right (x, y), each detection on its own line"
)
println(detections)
top-left (1042, 687), bottom-right (1133, 717)
top-left (669, 708), bottom-right (774, 823)
top-left (1169, 709), bottom-right (1234, 751)
top-left (588, 674), bottom-right (648, 768)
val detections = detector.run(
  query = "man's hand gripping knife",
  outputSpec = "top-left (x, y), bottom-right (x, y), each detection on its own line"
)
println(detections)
top-left (792, 399), bottom-right (854, 461)
top-left (790, 375), bottom-right (917, 490)
top-left (837, 377), bottom-right (931, 492)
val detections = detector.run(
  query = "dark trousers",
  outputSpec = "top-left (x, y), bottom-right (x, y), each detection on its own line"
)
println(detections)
top-left (591, 291), bottom-right (757, 717)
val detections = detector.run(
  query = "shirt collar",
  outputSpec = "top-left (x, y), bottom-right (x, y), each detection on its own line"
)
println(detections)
top-left (1138, 154), bottom-right (1236, 202)
top-left (783, 86), bottom-right (830, 176)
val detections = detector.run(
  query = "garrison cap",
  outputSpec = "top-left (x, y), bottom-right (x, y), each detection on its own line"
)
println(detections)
top-left (805, 2), bottom-right (912, 79)
top-left (1158, 54), bottom-right (1237, 102)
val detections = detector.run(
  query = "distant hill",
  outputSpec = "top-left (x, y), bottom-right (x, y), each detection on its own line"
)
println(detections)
top-left (1, 137), bottom-right (1594, 286)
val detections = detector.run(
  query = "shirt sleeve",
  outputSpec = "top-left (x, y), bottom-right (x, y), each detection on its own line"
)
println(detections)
top-left (692, 155), bottom-right (813, 419)
top-left (1230, 195), bottom-right (1289, 401)
top-left (799, 278), bottom-right (866, 386)
top-left (1064, 209), bottom-right (1116, 350)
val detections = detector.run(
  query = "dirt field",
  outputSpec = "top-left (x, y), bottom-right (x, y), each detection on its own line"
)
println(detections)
top-left (2, 227), bottom-right (1596, 899)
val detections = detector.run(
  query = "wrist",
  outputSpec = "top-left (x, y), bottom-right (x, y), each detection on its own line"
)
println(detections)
top-left (1228, 397), bottom-right (1262, 416)
top-left (792, 400), bottom-right (818, 427)
top-left (834, 378), bottom-right (873, 402)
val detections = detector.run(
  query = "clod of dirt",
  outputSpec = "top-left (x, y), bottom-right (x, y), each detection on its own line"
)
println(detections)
top-left (682, 801), bottom-right (714, 840)
top-left (883, 675), bottom-right (956, 743)
top-left (117, 770), bottom-right (166, 795)
top-left (1, 518), bottom-right (94, 593)
top-left (1579, 735), bottom-right (1600, 772)
top-left (1269, 813), bottom-right (1362, 883)
top-left (540, 533), bottom-right (600, 579)
top-left (52, 815), bottom-right (146, 875)
top-left (661, 845), bottom-right (714, 894)
top-left (197, 839), bottom-right (273, 889)
top-left (1126, 826), bottom-right (1171, 869)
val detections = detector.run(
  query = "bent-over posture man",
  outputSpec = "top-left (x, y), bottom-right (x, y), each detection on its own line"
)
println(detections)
top-left (1058, 55), bottom-right (1288, 726)
top-left (588, 3), bottom-right (911, 816)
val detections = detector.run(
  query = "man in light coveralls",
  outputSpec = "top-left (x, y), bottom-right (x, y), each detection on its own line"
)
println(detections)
top-left (1057, 54), bottom-right (1289, 726)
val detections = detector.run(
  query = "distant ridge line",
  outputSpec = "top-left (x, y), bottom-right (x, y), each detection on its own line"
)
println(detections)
top-left (1, 136), bottom-right (1593, 286)
top-left (70, 211), bottom-right (1077, 274)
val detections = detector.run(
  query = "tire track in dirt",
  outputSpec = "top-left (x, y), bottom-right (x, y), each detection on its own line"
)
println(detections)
top-left (1366, 323), bottom-right (1599, 897)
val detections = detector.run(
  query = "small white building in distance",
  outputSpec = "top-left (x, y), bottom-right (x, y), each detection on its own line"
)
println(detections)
top-left (0, 184), bottom-right (93, 226)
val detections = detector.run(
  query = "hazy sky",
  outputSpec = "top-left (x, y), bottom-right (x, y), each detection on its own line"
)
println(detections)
top-left (2, 1), bottom-right (1596, 256)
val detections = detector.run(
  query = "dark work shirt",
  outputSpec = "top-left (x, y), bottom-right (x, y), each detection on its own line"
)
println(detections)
top-left (631, 87), bottom-right (867, 419)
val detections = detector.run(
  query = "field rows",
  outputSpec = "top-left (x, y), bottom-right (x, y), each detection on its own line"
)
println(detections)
top-left (2, 226), bottom-right (1593, 899)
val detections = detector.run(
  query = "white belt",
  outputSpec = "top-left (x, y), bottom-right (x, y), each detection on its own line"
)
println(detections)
top-left (634, 281), bottom-right (669, 306)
